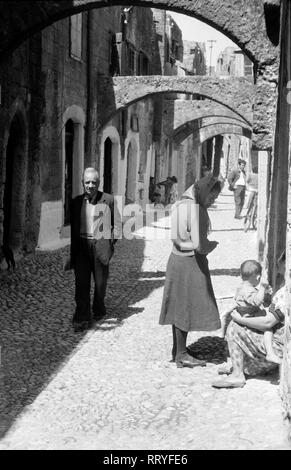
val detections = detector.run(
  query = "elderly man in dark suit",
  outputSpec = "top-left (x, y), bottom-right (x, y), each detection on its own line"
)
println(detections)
top-left (227, 159), bottom-right (247, 219)
top-left (70, 167), bottom-right (121, 332)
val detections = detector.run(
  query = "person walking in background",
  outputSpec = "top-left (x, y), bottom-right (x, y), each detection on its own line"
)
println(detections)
top-left (149, 177), bottom-right (157, 204)
top-left (69, 167), bottom-right (121, 332)
top-left (246, 166), bottom-right (258, 212)
top-left (168, 176), bottom-right (178, 205)
top-left (228, 159), bottom-right (247, 219)
top-left (155, 176), bottom-right (178, 206)
top-left (159, 175), bottom-right (222, 368)
top-left (201, 164), bottom-right (212, 178)
top-left (157, 176), bottom-right (174, 206)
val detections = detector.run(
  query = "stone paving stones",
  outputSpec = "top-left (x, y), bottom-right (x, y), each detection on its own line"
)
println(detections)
top-left (0, 191), bottom-right (290, 449)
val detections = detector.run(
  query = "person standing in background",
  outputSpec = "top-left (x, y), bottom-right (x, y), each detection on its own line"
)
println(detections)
top-left (228, 159), bottom-right (247, 219)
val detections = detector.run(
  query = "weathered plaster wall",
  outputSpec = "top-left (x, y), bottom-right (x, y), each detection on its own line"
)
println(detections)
top-left (278, 0), bottom-right (291, 441)
top-left (0, 34), bottom-right (44, 252)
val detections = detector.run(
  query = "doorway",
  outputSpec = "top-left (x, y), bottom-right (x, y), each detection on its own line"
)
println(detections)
top-left (3, 113), bottom-right (27, 251)
top-left (104, 137), bottom-right (113, 193)
top-left (125, 142), bottom-right (137, 203)
top-left (64, 119), bottom-right (74, 225)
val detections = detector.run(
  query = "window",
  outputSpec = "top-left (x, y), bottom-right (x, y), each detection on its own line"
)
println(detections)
top-left (109, 34), bottom-right (120, 76)
top-left (138, 51), bottom-right (149, 75)
top-left (120, 110), bottom-right (127, 142)
top-left (70, 13), bottom-right (82, 60)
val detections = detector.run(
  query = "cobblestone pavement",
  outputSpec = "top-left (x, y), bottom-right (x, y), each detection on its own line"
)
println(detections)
top-left (0, 190), bottom-right (290, 450)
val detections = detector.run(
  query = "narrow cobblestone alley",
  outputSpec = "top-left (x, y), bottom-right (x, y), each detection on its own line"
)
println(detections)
top-left (0, 189), bottom-right (290, 450)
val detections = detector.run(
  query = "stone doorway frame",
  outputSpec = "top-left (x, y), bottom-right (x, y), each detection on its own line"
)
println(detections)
top-left (61, 105), bottom-right (85, 227)
top-left (99, 125), bottom-right (121, 194)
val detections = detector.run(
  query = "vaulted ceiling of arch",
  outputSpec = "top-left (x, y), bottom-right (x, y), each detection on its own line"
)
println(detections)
top-left (175, 122), bottom-right (252, 145)
top-left (162, 99), bottom-right (249, 135)
top-left (173, 116), bottom-right (252, 144)
top-left (0, 0), bottom-right (279, 64)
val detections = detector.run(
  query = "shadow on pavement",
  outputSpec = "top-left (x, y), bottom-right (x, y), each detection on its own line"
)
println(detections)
top-left (187, 336), bottom-right (229, 365)
top-left (0, 236), bottom-right (165, 438)
top-left (210, 268), bottom-right (240, 276)
top-left (211, 228), bottom-right (245, 232)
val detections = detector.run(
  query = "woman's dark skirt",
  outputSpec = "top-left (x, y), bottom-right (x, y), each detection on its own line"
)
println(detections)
top-left (159, 252), bottom-right (221, 332)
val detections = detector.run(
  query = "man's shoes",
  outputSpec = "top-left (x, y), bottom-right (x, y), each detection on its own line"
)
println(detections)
top-left (176, 353), bottom-right (207, 368)
top-left (92, 311), bottom-right (106, 321)
top-left (73, 320), bottom-right (90, 333)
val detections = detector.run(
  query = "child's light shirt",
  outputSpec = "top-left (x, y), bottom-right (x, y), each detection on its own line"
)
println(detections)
top-left (234, 281), bottom-right (264, 317)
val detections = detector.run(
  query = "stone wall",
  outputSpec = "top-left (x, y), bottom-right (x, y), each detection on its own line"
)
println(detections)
top-left (279, 0), bottom-right (291, 441)
top-left (0, 33), bottom-right (45, 253)
top-left (0, 5), bottom-right (161, 249)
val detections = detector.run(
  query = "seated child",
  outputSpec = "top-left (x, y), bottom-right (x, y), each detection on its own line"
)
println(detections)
top-left (219, 259), bottom-right (281, 364)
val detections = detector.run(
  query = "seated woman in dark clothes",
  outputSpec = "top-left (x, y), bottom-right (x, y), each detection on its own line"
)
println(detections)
top-left (212, 251), bottom-right (287, 388)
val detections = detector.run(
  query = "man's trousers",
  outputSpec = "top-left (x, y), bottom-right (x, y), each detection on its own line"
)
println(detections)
top-left (234, 185), bottom-right (246, 217)
top-left (73, 238), bottom-right (109, 322)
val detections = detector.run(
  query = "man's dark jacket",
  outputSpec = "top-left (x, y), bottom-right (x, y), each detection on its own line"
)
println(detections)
top-left (70, 191), bottom-right (117, 267)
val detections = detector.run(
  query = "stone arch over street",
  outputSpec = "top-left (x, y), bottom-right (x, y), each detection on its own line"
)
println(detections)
top-left (0, 0), bottom-right (279, 64)
top-left (98, 76), bottom-right (255, 131)
top-left (173, 117), bottom-right (252, 145)
top-left (165, 99), bottom-right (250, 135)
top-left (199, 124), bottom-right (251, 146)
top-left (0, 1), bottom-right (279, 150)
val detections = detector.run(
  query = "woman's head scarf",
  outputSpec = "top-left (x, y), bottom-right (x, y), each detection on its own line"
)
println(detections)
top-left (180, 175), bottom-right (221, 234)
top-left (181, 175), bottom-right (221, 207)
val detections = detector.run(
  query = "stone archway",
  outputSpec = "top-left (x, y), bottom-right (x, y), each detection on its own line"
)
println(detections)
top-left (199, 124), bottom-right (252, 143)
top-left (165, 99), bottom-right (250, 135)
top-left (172, 116), bottom-right (252, 145)
top-left (0, 1), bottom-right (278, 65)
top-left (0, 1), bottom-right (279, 150)
top-left (98, 76), bottom-right (255, 130)
top-left (173, 118), bottom-right (252, 146)
top-left (2, 110), bottom-right (28, 253)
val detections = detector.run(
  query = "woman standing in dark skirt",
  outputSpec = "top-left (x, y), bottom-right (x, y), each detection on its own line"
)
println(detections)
top-left (159, 175), bottom-right (222, 368)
